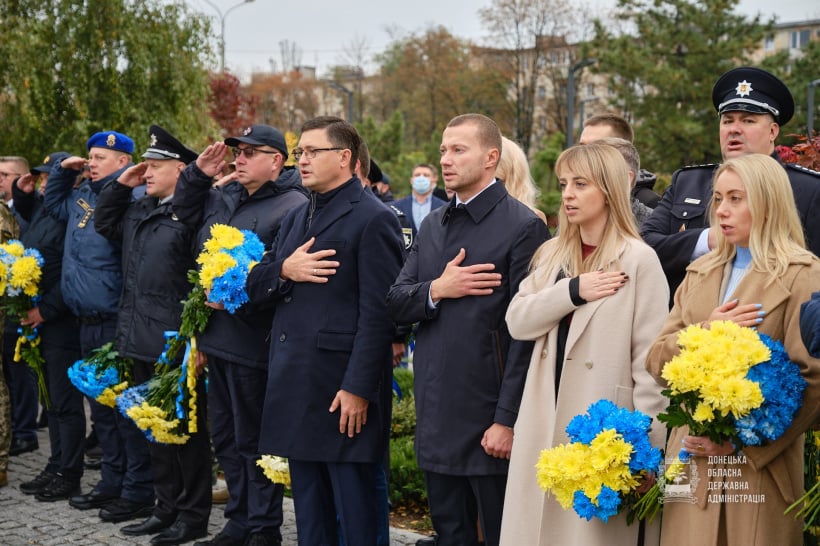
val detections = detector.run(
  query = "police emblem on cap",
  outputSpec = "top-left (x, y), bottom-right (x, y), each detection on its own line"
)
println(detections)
top-left (150, 133), bottom-right (158, 146)
top-left (42, 155), bottom-right (50, 165)
top-left (735, 80), bottom-right (752, 98)
top-left (242, 127), bottom-right (252, 136)
top-left (106, 134), bottom-right (116, 147)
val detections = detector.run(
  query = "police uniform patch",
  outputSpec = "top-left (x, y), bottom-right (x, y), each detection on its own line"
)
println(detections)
top-left (402, 228), bottom-right (413, 250)
top-left (242, 126), bottom-right (253, 136)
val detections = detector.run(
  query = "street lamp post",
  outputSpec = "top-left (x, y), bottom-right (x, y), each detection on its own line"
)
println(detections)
top-left (808, 79), bottom-right (820, 140)
top-left (327, 81), bottom-right (355, 122)
top-left (577, 97), bottom-right (599, 141)
top-left (566, 57), bottom-right (597, 149)
top-left (201, 0), bottom-right (255, 72)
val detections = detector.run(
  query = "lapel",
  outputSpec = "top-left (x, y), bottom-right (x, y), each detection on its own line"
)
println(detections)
top-left (304, 179), bottom-right (360, 240)
top-left (688, 258), bottom-right (794, 314)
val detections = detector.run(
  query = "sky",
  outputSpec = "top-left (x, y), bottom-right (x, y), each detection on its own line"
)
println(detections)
top-left (187, 0), bottom-right (820, 79)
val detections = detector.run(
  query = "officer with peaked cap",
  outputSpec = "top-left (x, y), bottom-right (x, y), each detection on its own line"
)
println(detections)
top-left (94, 125), bottom-right (212, 545)
top-left (642, 66), bottom-right (820, 302)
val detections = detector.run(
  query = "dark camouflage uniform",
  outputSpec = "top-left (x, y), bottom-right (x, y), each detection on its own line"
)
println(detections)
top-left (0, 201), bottom-right (20, 473)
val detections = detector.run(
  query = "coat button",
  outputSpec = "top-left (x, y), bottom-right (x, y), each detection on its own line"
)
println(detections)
top-left (279, 333), bottom-right (287, 342)
top-left (283, 295), bottom-right (292, 303)
top-left (585, 360), bottom-right (593, 369)
top-left (541, 350), bottom-right (548, 359)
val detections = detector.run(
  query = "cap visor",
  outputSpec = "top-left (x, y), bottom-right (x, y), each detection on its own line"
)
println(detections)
top-left (142, 150), bottom-right (178, 160)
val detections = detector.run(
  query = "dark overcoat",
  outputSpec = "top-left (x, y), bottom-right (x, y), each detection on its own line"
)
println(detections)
top-left (246, 178), bottom-right (405, 463)
top-left (385, 181), bottom-right (548, 476)
top-left (641, 154), bottom-right (820, 300)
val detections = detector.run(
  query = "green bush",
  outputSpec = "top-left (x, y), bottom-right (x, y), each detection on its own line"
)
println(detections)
top-left (389, 435), bottom-right (426, 506)
top-left (393, 367), bottom-right (414, 399)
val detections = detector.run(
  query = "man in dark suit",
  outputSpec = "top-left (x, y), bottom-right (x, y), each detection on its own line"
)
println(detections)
top-left (393, 163), bottom-right (447, 237)
top-left (386, 114), bottom-right (548, 546)
top-left (246, 116), bottom-right (404, 546)
top-left (642, 66), bottom-right (820, 303)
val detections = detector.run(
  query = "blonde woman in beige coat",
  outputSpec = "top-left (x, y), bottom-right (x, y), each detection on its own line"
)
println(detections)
top-left (646, 154), bottom-right (820, 546)
top-left (500, 144), bottom-right (669, 546)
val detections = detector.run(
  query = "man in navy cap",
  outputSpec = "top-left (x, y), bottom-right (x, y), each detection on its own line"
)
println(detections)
top-left (642, 66), bottom-right (820, 302)
top-left (94, 126), bottom-right (212, 545)
top-left (44, 130), bottom-right (157, 521)
top-left (12, 152), bottom-right (86, 503)
top-left (172, 124), bottom-right (308, 546)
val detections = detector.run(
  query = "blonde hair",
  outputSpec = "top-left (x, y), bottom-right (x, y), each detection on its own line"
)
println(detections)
top-left (700, 154), bottom-right (812, 279)
top-left (496, 136), bottom-right (540, 214)
top-left (529, 144), bottom-right (639, 287)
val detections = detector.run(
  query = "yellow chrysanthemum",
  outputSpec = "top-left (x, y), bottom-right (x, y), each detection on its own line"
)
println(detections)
top-left (0, 241), bottom-right (25, 257)
top-left (700, 376), bottom-right (763, 417)
top-left (203, 224), bottom-right (244, 253)
top-left (692, 402), bottom-right (715, 423)
top-left (257, 455), bottom-right (291, 487)
top-left (9, 255), bottom-right (41, 294)
top-left (197, 252), bottom-right (236, 289)
top-left (97, 382), bottom-right (129, 408)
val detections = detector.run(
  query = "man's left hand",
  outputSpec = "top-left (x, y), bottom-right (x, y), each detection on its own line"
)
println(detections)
top-left (329, 389), bottom-right (369, 438)
top-left (481, 423), bottom-right (513, 459)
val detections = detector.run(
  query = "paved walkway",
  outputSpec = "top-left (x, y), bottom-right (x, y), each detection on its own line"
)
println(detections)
top-left (0, 427), bottom-right (424, 545)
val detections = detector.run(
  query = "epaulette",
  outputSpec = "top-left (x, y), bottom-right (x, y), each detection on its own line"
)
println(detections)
top-left (389, 204), bottom-right (406, 217)
top-left (679, 163), bottom-right (719, 171)
top-left (784, 163), bottom-right (820, 177)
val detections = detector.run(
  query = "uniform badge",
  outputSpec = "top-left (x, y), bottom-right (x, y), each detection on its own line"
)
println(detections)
top-left (242, 126), bottom-right (252, 136)
top-left (42, 155), bottom-right (50, 165)
top-left (402, 228), bottom-right (413, 250)
top-left (149, 133), bottom-right (158, 146)
top-left (106, 134), bottom-right (116, 147)
top-left (684, 198), bottom-right (701, 205)
top-left (735, 80), bottom-right (752, 98)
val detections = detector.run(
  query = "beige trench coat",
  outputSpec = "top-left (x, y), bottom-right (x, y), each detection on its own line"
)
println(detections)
top-left (500, 238), bottom-right (669, 546)
top-left (646, 253), bottom-right (820, 546)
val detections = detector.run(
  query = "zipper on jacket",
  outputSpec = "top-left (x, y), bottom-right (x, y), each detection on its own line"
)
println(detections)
top-left (306, 192), bottom-right (317, 230)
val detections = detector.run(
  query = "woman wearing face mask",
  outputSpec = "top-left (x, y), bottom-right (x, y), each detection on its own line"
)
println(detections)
top-left (393, 163), bottom-right (447, 237)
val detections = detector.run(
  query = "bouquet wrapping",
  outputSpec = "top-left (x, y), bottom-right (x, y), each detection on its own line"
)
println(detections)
top-left (635, 320), bottom-right (806, 522)
top-left (68, 342), bottom-right (133, 407)
top-left (196, 224), bottom-right (264, 313)
top-left (535, 400), bottom-right (662, 522)
top-left (0, 240), bottom-right (48, 405)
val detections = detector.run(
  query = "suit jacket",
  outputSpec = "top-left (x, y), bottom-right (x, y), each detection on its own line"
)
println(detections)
top-left (641, 155), bottom-right (820, 303)
top-left (500, 237), bottom-right (669, 546)
top-left (386, 182), bottom-right (548, 476)
top-left (646, 252), bottom-right (820, 546)
top-left (246, 178), bottom-right (404, 463)
top-left (392, 193), bottom-right (447, 236)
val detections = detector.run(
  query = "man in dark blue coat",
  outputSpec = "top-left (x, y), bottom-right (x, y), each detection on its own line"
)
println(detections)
top-left (392, 163), bottom-right (447, 237)
top-left (246, 116), bottom-right (404, 546)
top-left (95, 126), bottom-right (212, 545)
top-left (13, 152), bottom-right (84, 501)
top-left (172, 125), bottom-right (308, 546)
top-left (641, 67), bottom-right (820, 304)
top-left (386, 114), bottom-right (548, 546)
top-left (45, 131), bottom-right (156, 522)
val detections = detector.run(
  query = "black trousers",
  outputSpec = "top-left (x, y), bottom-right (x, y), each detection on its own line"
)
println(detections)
top-left (41, 339), bottom-right (84, 480)
top-left (150, 377), bottom-right (211, 527)
top-left (424, 470), bottom-right (507, 546)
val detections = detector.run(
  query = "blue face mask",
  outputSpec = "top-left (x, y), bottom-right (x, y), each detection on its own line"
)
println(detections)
top-left (412, 175), bottom-right (432, 194)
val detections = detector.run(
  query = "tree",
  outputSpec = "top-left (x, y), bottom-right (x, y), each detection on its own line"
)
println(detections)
top-left (479, 0), bottom-right (586, 154)
top-left (209, 71), bottom-right (258, 137)
top-left (0, 0), bottom-right (217, 156)
top-left (371, 26), bottom-right (512, 151)
top-left (589, 0), bottom-right (772, 173)
top-left (761, 40), bottom-right (820, 140)
top-left (244, 70), bottom-right (318, 134)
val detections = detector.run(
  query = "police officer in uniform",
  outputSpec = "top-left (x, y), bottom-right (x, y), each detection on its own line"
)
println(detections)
top-left (95, 126), bottom-right (211, 545)
top-left (641, 66), bottom-right (820, 303)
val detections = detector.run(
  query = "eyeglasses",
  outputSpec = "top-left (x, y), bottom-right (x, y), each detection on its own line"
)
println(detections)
top-left (291, 147), bottom-right (343, 161)
top-left (231, 147), bottom-right (280, 159)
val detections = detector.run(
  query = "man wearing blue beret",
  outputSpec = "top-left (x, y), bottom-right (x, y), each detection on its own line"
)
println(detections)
top-left (44, 130), bottom-right (156, 523)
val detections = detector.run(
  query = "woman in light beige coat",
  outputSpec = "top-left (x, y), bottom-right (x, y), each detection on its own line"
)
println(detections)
top-left (646, 154), bottom-right (820, 546)
top-left (500, 144), bottom-right (669, 546)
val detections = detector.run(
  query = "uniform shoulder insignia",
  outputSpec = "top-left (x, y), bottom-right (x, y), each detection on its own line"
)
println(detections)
top-left (784, 163), bottom-right (820, 177)
top-left (679, 163), bottom-right (719, 171)
top-left (389, 204), bottom-right (406, 217)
